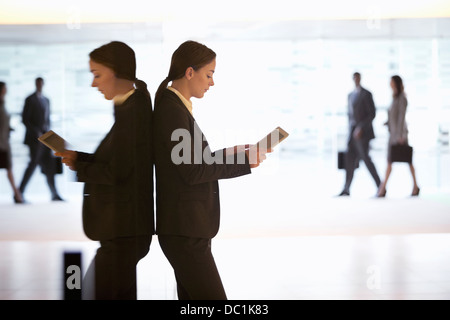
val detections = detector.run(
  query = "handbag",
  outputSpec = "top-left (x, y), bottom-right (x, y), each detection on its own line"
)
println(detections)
top-left (40, 151), bottom-right (63, 174)
top-left (338, 151), bottom-right (346, 169)
top-left (0, 150), bottom-right (7, 169)
top-left (338, 151), bottom-right (359, 169)
top-left (390, 144), bottom-right (413, 163)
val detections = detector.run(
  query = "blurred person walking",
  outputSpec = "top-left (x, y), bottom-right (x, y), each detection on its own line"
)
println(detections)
top-left (56, 41), bottom-right (154, 300)
top-left (376, 75), bottom-right (420, 197)
top-left (338, 72), bottom-right (381, 196)
top-left (0, 81), bottom-right (24, 204)
top-left (18, 77), bottom-right (63, 202)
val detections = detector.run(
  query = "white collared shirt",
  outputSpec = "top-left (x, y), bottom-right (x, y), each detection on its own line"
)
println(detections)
top-left (167, 86), bottom-right (193, 116)
top-left (113, 88), bottom-right (135, 105)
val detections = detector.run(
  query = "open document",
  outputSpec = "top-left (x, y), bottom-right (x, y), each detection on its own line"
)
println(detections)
top-left (38, 130), bottom-right (68, 153)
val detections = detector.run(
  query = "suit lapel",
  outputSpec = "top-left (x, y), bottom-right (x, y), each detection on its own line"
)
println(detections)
top-left (166, 89), bottom-right (194, 121)
top-left (353, 88), bottom-right (367, 119)
top-left (166, 89), bottom-right (210, 152)
top-left (354, 88), bottom-right (364, 106)
top-left (33, 93), bottom-right (48, 117)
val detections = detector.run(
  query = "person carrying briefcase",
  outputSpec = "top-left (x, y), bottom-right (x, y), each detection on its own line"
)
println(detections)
top-left (390, 144), bottom-right (413, 163)
top-left (377, 75), bottom-right (420, 197)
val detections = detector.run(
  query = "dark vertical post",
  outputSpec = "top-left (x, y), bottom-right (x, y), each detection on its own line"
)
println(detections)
top-left (63, 251), bottom-right (82, 300)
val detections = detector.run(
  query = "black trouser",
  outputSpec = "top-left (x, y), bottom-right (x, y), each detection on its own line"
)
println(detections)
top-left (19, 142), bottom-right (58, 198)
top-left (343, 137), bottom-right (381, 193)
top-left (159, 235), bottom-right (227, 300)
top-left (83, 235), bottom-right (152, 300)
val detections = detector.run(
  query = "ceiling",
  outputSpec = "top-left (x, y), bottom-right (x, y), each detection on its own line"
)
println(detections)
top-left (0, 18), bottom-right (449, 45)
top-left (1, 0), bottom-right (450, 25)
top-left (1, 0), bottom-right (450, 44)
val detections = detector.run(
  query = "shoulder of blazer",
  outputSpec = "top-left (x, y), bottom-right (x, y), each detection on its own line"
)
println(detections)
top-left (155, 88), bottom-right (191, 117)
top-left (133, 88), bottom-right (152, 106)
top-left (359, 87), bottom-right (366, 94)
top-left (25, 93), bottom-right (36, 103)
top-left (158, 88), bottom-right (181, 105)
top-left (361, 87), bottom-right (373, 98)
top-left (116, 89), bottom-right (152, 113)
top-left (399, 92), bottom-right (408, 105)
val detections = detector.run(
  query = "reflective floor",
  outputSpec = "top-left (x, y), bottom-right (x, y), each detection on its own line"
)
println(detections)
top-left (1, 234), bottom-right (450, 300)
top-left (1, 150), bottom-right (450, 300)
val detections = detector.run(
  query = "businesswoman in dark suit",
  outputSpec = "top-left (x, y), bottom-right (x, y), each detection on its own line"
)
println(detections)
top-left (377, 75), bottom-right (420, 197)
top-left (153, 40), bottom-right (269, 300)
top-left (56, 41), bottom-right (153, 299)
top-left (0, 82), bottom-right (24, 203)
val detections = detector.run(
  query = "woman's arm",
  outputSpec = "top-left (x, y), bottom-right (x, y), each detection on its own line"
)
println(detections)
top-left (75, 104), bottom-right (137, 185)
top-left (396, 94), bottom-right (408, 143)
top-left (58, 95), bottom-right (148, 185)
top-left (77, 152), bottom-right (95, 162)
top-left (157, 102), bottom-right (251, 186)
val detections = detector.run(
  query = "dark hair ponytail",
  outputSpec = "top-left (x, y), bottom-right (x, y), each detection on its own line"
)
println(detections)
top-left (155, 40), bottom-right (216, 106)
top-left (391, 75), bottom-right (404, 98)
top-left (155, 77), bottom-right (171, 106)
top-left (135, 78), bottom-right (150, 98)
top-left (90, 41), bottom-right (150, 98)
top-left (0, 81), bottom-right (5, 103)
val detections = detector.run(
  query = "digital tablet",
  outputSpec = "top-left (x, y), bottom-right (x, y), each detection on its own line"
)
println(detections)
top-left (38, 130), bottom-right (68, 153)
top-left (256, 126), bottom-right (289, 150)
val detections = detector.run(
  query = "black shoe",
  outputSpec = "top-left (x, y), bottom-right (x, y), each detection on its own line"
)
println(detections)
top-left (52, 195), bottom-right (65, 201)
top-left (14, 195), bottom-right (25, 204)
top-left (376, 188), bottom-right (386, 198)
top-left (338, 190), bottom-right (350, 197)
top-left (411, 187), bottom-right (420, 197)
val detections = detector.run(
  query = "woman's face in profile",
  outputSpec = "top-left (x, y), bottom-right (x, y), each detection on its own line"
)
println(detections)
top-left (390, 79), bottom-right (397, 95)
top-left (189, 58), bottom-right (216, 99)
top-left (89, 59), bottom-right (117, 100)
top-left (0, 86), bottom-right (6, 98)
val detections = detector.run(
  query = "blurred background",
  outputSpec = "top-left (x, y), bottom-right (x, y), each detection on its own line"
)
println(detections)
top-left (0, 0), bottom-right (450, 300)
top-left (0, 1), bottom-right (449, 189)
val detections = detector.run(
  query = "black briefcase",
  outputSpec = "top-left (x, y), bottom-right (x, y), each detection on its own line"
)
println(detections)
top-left (338, 151), bottom-right (359, 169)
top-left (0, 150), bottom-right (7, 169)
top-left (338, 151), bottom-right (346, 169)
top-left (40, 151), bottom-right (63, 174)
top-left (390, 144), bottom-right (413, 163)
top-left (55, 156), bottom-right (63, 174)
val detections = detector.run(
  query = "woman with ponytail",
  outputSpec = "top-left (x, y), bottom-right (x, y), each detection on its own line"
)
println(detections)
top-left (377, 75), bottom-right (420, 197)
top-left (56, 41), bottom-right (153, 299)
top-left (153, 40), bottom-right (270, 300)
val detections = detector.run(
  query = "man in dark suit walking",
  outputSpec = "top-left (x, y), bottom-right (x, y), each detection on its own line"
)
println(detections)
top-left (19, 77), bottom-right (63, 201)
top-left (339, 72), bottom-right (381, 196)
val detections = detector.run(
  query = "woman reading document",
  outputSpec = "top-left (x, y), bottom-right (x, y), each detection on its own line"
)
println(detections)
top-left (153, 40), bottom-right (273, 300)
top-left (56, 41), bottom-right (153, 299)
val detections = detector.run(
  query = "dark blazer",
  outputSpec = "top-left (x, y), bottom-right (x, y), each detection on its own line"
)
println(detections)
top-left (76, 89), bottom-right (154, 241)
top-left (347, 87), bottom-right (376, 142)
top-left (22, 92), bottom-right (50, 146)
top-left (153, 89), bottom-right (251, 239)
